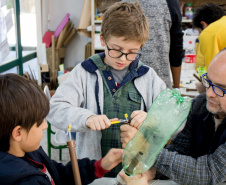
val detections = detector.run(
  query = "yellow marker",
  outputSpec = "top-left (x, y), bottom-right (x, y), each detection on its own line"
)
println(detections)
top-left (67, 124), bottom-right (72, 140)
top-left (111, 113), bottom-right (129, 125)
top-left (124, 114), bottom-right (128, 122)
top-left (67, 124), bottom-right (72, 131)
top-left (111, 121), bottom-right (120, 124)
top-left (89, 114), bottom-right (130, 126)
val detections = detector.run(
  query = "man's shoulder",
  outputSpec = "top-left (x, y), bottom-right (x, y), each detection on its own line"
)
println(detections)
top-left (193, 93), bottom-right (206, 102)
top-left (192, 93), bottom-right (208, 114)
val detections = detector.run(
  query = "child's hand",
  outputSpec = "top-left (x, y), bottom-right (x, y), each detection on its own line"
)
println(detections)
top-left (130, 110), bottom-right (147, 129)
top-left (86, 115), bottom-right (111, 130)
top-left (119, 171), bottom-right (149, 185)
top-left (120, 124), bottom-right (138, 148)
top-left (101, 148), bottom-right (123, 170)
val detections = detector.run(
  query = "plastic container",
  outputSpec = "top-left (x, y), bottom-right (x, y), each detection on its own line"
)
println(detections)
top-left (184, 3), bottom-right (194, 19)
top-left (121, 89), bottom-right (192, 176)
top-left (185, 41), bottom-right (196, 63)
top-left (197, 66), bottom-right (207, 77)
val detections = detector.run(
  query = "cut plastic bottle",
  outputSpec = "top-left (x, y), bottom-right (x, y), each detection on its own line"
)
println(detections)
top-left (122, 89), bottom-right (192, 176)
top-left (197, 66), bottom-right (206, 78)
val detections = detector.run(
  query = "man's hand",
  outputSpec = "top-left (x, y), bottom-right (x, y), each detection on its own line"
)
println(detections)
top-left (130, 110), bottom-right (147, 129)
top-left (101, 148), bottom-right (123, 170)
top-left (119, 171), bottom-right (148, 185)
top-left (120, 124), bottom-right (138, 148)
top-left (195, 82), bottom-right (206, 94)
top-left (86, 115), bottom-right (115, 131)
top-left (143, 167), bottom-right (156, 181)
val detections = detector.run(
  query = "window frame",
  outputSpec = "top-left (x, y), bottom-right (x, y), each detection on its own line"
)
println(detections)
top-left (0, 0), bottom-right (37, 75)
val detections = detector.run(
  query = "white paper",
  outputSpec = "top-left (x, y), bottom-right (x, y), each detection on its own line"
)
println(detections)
top-left (87, 25), bottom-right (101, 32)
top-left (0, 39), bottom-right (9, 62)
top-left (94, 33), bottom-right (104, 49)
top-left (0, 10), bottom-right (7, 43)
top-left (1, 0), bottom-right (9, 8)
top-left (5, 9), bottom-right (13, 32)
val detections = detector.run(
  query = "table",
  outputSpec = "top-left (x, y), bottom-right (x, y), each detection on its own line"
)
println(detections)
top-left (180, 63), bottom-right (199, 98)
top-left (88, 178), bottom-right (226, 185)
top-left (88, 178), bottom-right (177, 185)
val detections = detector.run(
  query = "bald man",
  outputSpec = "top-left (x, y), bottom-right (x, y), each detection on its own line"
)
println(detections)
top-left (120, 49), bottom-right (226, 184)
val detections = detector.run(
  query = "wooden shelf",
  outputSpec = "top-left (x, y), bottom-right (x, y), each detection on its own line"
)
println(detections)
top-left (91, 0), bottom-right (120, 54)
top-left (95, 47), bottom-right (104, 50)
top-left (94, 20), bottom-right (102, 24)
top-left (182, 19), bottom-right (192, 23)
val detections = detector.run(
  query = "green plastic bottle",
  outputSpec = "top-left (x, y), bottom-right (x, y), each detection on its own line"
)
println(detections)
top-left (122, 89), bottom-right (192, 176)
top-left (197, 66), bottom-right (206, 78)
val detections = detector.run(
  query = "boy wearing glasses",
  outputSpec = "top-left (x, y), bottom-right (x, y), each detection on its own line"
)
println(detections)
top-left (122, 49), bottom-right (226, 184)
top-left (47, 1), bottom-right (166, 177)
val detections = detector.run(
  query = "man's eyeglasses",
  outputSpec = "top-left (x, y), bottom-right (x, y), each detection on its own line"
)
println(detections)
top-left (105, 42), bottom-right (142, 61)
top-left (201, 73), bottom-right (226, 97)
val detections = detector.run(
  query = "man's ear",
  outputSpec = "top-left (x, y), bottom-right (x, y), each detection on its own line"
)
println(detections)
top-left (11, 126), bottom-right (22, 142)
top-left (200, 21), bottom-right (208, 29)
top-left (100, 35), bottom-right (105, 47)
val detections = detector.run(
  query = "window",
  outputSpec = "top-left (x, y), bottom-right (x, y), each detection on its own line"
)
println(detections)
top-left (0, 0), bottom-right (37, 76)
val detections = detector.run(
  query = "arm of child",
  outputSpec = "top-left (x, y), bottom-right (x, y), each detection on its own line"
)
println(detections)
top-left (86, 116), bottom-right (118, 131)
top-left (120, 111), bottom-right (146, 148)
top-left (95, 148), bottom-right (123, 177)
top-left (130, 110), bottom-right (147, 129)
top-left (52, 148), bottom-right (123, 185)
top-left (120, 124), bottom-right (138, 148)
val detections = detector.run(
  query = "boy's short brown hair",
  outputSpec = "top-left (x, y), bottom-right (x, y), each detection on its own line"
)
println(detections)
top-left (100, 1), bottom-right (149, 47)
top-left (0, 74), bottom-right (49, 152)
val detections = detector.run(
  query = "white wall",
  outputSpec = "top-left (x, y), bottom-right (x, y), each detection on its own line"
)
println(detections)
top-left (42, 0), bottom-right (90, 69)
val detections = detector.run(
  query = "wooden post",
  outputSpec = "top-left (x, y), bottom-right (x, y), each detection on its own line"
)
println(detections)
top-left (67, 140), bottom-right (82, 185)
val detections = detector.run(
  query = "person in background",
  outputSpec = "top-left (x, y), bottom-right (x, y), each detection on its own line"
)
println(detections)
top-left (121, 49), bottom-right (226, 184)
top-left (47, 1), bottom-right (166, 177)
top-left (123, 0), bottom-right (184, 89)
top-left (0, 73), bottom-right (124, 185)
top-left (192, 3), bottom-right (226, 93)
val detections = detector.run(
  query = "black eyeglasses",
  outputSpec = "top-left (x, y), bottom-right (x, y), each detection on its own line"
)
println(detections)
top-left (105, 42), bottom-right (142, 61)
top-left (201, 73), bottom-right (226, 97)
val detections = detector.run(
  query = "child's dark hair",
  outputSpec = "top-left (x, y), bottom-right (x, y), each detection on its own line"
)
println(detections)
top-left (192, 3), bottom-right (225, 29)
top-left (0, 74), bottom-right (49, 152)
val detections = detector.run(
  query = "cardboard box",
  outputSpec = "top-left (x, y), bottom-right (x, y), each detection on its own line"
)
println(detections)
top-left (78, 0), bottom-right (91, 38)
top-left (46, 47), bottom-right (66, 73)
top-left (46, 47), bottom-right (66, 89)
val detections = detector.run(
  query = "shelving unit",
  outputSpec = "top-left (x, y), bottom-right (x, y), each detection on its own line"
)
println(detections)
top-left (182, 19), bottom-right (192, 23)
top-left (91, 0), bottom-right (104, 55)
top-left (94, 20), bottom-right (102, 24)
top-left (90, 0), bottom-right (120, 55)
top-left (90, 1), bottom-right (194, 55)
top-left (181, 18), bottom-right (198, 50)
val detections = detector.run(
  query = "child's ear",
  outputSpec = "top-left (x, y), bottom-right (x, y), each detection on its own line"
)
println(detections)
top-left (200, 21), bottom-right (208, 29)
top-left (100, 35), bottom-right (105, 47)
top-left (11, 126), bottom-right (22, 142)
